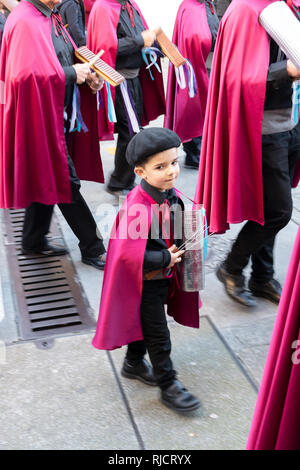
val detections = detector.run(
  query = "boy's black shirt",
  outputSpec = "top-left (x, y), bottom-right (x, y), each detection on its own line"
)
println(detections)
top-left (141, 179), bottom-right (182, 272)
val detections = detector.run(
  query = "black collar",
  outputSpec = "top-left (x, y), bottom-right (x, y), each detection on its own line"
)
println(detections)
top-left (26, 0), bottom-right (57, 17)
top-left (141, 179), bottom-right (177, 206)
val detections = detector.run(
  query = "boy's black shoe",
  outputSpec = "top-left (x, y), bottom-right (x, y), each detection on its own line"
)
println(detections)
top-left (248, 278), bottom-right (282, 304)
top-left (22, 243), bottom-right (68, 257)
top-left (216, 262), bottom-right (257, 307)
top-left (161, 380), bottom-right (201, 412)
top-left (121, 358), bottom-right (157, 386)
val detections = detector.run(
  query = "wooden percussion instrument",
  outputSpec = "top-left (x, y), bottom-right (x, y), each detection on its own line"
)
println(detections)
top-left (75, 46), bottom-right (125, 87)
top-left (154, 27), bottom-right (186, 68)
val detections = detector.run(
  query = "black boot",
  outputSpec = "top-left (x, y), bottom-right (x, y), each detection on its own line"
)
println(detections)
top-left (216, 262), bottom-right (257, 307)
top-left (161, 380), bottom-right (201, 412)
top-left (248, 278), bottom-right (282, 304)
top-left (121, 358), bottom-right (157, 386)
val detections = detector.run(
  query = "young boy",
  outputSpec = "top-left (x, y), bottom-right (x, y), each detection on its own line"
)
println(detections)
top-left (92, 127), bottom-right (201, 412)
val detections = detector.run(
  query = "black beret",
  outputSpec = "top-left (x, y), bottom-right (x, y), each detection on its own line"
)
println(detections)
top-left (125, 127), bottom-right (181, 166)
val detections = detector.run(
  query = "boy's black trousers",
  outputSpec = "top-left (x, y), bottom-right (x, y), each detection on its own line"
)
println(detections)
top-left (126, 279), bottom-right (177, 391)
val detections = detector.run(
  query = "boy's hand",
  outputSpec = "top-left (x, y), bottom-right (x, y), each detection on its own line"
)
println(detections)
top-left (167, 244), bottom-right (185, 268)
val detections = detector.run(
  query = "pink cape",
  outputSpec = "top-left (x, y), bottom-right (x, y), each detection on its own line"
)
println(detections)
top-left (194, 0), bottom-right (300, 234)
top-left (247, 226), bottom-right (300, 450)
top-left (164, 0), bottom-right (212, 142)
top-left (87, 0), bottom-right (166, 141)
top-left (83, 0), bottom-right (96, 26)
top-left (0, 1), bottom-right (104, 209)
top-left (92, 185), bottom-right (200, 351)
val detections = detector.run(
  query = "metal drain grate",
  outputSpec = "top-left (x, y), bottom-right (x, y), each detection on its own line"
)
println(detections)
top-left (2, 209), bottom-right (96, 340)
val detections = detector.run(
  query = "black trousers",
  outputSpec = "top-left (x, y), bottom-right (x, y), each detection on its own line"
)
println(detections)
top-left (126, 279), bottom-right (177, 391)
top-left (108, 76), bottom-right (143, 191)
top-left (22, 152), bottom-right (105, 258)
top-left (226, 122), bottom-right (300, 282)
top-left (183, 136), bottom-right (202, 165)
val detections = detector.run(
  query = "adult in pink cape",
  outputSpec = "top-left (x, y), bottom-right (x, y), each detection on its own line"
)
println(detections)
top-left (164, 0), bottom-right (219, 169)
top-left (87, 0), bottom-right (165, 193)
top-left (0, 0), bottom-right (107, 269)
top-left (247, 226), bottom-right (300, 450)
top-left (195, 0), bottom-right (300, 307)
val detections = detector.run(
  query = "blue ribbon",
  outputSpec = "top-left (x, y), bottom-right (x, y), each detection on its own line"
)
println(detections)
top-left (293, 80), bottom-right (300, 124)
top-left (142, 47), bottom-right (163, 80)
top-left (70, 86), bottom-right (88, 133)
top-left (105, 82), bottom-right (117, 123)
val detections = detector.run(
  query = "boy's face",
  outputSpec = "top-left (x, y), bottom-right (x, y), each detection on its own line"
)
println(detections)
top-left (135, 147), bottom-right (180, 192)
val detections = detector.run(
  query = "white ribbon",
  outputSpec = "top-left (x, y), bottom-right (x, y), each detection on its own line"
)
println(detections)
top-left (186, 60), bottom-right (196, 99)
top-left (175, 64), bottom-right (186, 90)
top-left (120, 81), bottom-right (140, 134)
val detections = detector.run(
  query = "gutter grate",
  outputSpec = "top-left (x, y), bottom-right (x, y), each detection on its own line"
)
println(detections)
top-left (2, 209), bottom-right (96, 340)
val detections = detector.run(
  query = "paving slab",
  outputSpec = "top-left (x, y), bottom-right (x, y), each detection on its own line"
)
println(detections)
top-left (0, 334), bottom-right (139, 450)
top-left (111, 317), bottom-right (257, 451)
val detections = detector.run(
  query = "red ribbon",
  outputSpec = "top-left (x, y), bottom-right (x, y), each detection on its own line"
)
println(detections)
top-left (52, 13), bottom-right (68, 44)
top-left (153, 201), bottom-right (175, 279)
top-left (206, 0), bottom-right (215, 15)
top-left (126, 2), bottom-right (135, 28)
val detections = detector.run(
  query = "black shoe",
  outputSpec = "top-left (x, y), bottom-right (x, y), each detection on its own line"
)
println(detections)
top-left (81, 253), bottom-right (106, 270)
top-left (121, 358), bottom-right (157, 386)
top-left (21, 243), bottom-right (68, 256)
top-left (248, 278), bottom-right (282, 304)
top-left (161, 380), bottom-right (201, 412)
top-left (216, 262), bottom-right (257, 307)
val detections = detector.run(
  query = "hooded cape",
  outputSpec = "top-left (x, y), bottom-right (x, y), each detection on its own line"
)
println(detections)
top-left (92, 185), bottom-right (200, 351)
top-left (247, 226), bottom-right (300, 450)
top-left (0, 1), bottom-right (104, 209)
top-left (164, 0), bottom-right (212, 142)
top-left (87, 0), bottom-right (166, 141)
top-left (194, 0), bottom-right (300, 234)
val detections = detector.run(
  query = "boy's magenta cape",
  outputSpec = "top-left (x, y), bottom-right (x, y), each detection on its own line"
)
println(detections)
top-left (164, 0), bottom-right (212, 142)
top-left (0, 1), bottom-right (104, 209)
top-left (92, 185), bottom-right (200, 351)
top-left (87, 0), bottom-right (166, 140)
top-left (247, 226), bottom-right (300, 450)
top-left (194, 0), bottom-right (300, 234)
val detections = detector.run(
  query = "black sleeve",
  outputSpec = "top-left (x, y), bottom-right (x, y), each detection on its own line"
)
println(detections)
top-left (143, 248), bottom-right (171, 271)
top-left (63, 5), bottom-right (86, 47)
top-left (267, 60), bottom-right (290, 82)
top-left (117, 33), bottom-right (144, 57)
top-left (63, 65), bottom-right (77, 85)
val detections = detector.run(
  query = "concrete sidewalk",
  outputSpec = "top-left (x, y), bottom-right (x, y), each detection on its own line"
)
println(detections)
top-left (0, 130), bottom-right (298, 450)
